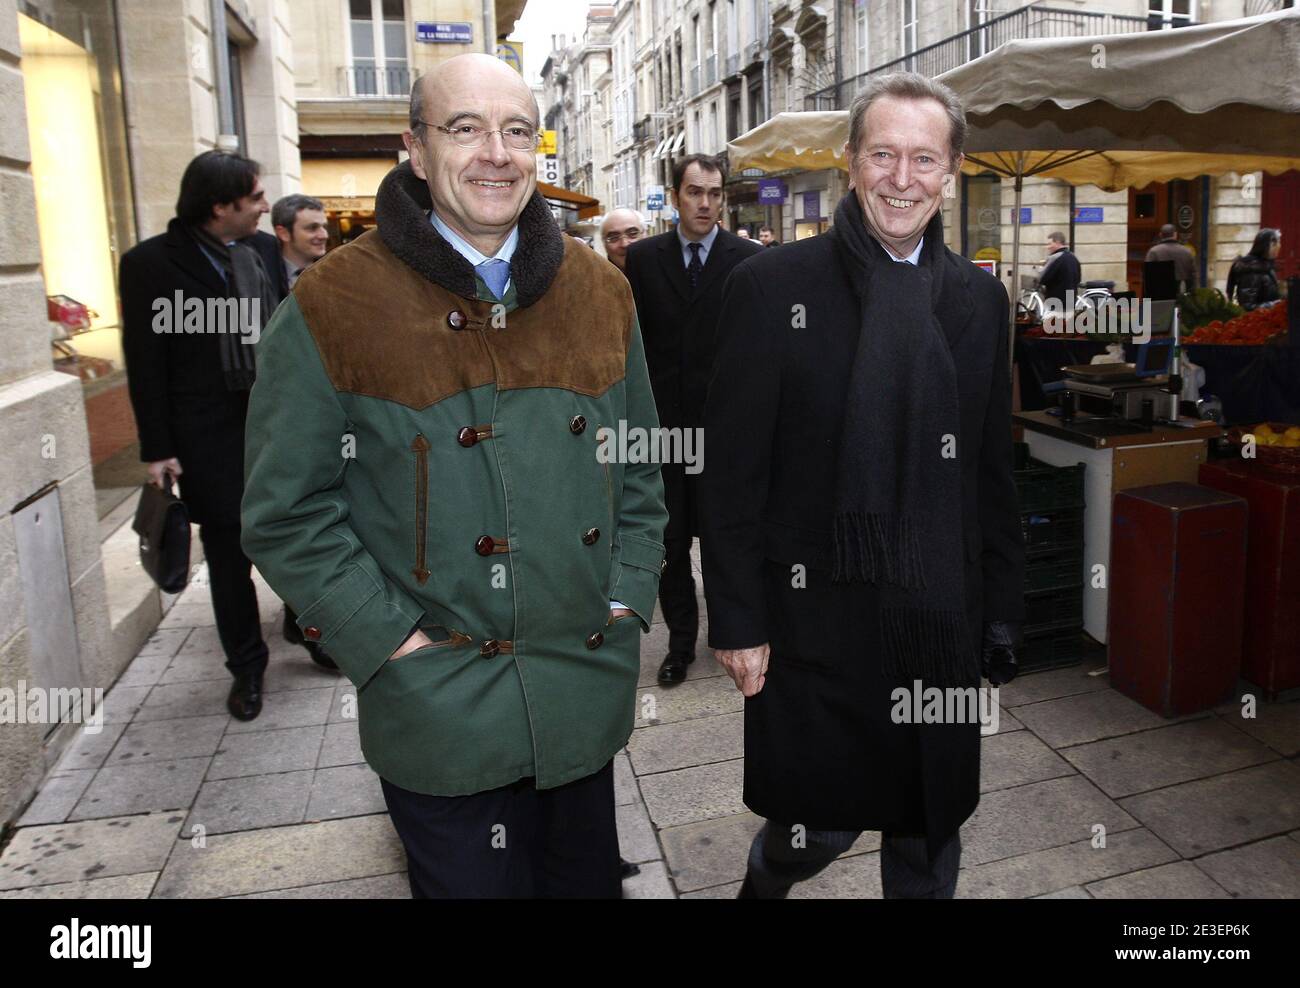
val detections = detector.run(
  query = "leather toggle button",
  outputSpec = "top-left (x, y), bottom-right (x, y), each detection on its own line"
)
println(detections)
top-left (586, 631), bottom-right (604, 650)
top-left (479, 639), bottom-right (500, 659)
top-left (569, 415), bottom-right (587, 435)
top-left (447, 310), bottom-right (468, 330)
top-left (457, 426), bottom-right (478, 448)
top-left (475, 535), bottom-right (495, 556)
top-left (582, 527), bottom-right (600, 546)
top-left (303, 626), bottom-right (321, 641)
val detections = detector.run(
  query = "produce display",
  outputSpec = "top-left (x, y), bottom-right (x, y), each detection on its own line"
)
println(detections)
top-left (1177, 287), bottom-right (1243, 331)
top-left (1249, 423), bottom-right (1300, 448)
top-left (1184, 299), bottom-right (1287, 344)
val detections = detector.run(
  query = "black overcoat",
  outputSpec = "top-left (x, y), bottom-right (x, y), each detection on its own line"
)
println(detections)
top-left (701, 226), bottom-right (1026, 853)
top-left (120, 218), bottom-right (261, 527)
top-left (624, 227), bottom-right (763, 539)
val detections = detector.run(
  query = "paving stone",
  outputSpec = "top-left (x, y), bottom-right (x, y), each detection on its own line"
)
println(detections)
top-left (106, 714), bottom-right (229, 766)
top-left (68, 758), bottom-right (210, 821)
top-left (1060, 718), bottom-right (1278, 799)
top-left (229, 872), bottom-right (411, 899)
top-left (639, 759), bottom-right (746, 829)
top-left (1196, 836), bottom-right (1300, 899)
top-left (158, 628), bottom-right (233, 684)
top-left (1012, 689), bottom-right (1201, 750)
top-left (114, 651), bottom-right (174, 688)
top-left (305, 763), bottom-right (387, 820)
top-left (0, 813), bottom-right (182, 891)
top-left (316, 722), bottom-right (363, 769)
top-left (210, 725), bottom-right (324, 780)
top-left (158, 602), bottom-right (218, 628)
top-left (789, 851), bottom-right (882, 898)
top-left (54, 721), bottom-right (127, 771)
top-left (998, 661), bottom-right (1111, 707)
top-left (1085, 860), bottom-right (1231, 899)
top-left (635, 622), bottom-right (725, 687)
top-left (616, 798), bottom-right (661, 864)
top-left (1216, 699), bottom-right (1300, 757)
top-left (660, 811), bottom-right (765, 891)
top-left (962, 775), bottom-right (1139, 867)
top-left (262, 658), bottom-right (344, 694)
top-left (680, 881), bottom-right (742, 898)
top-left (958, 828), bottom-right (1179, 899)
top-left (152, 813), bottom-right (405, 898)
top-left (627, 712), bottom-right (742, 775)
top-left (633, 674), bottom-right (744, 728)
top-left (135, 628), bottom-right (191, 659)
top-left (621, 858), bottom-right (676, 898)
top-left (101, 684), bottom-right (153, 724)
top-left (1034, 885), bottom-right (1091, 898)
top-left (995, 705), bottom-right (1024, 734)
top-left (0, 873), bottom-right (158, 899)
top-left (980, 729), bottom-right (1076, 793)
top-left (225, 686), bottom-right (333, 734)
top-left (133, 680), bottom-right (229, 723)
top-left (16, 769), bottom-right (96, 826)
top-left (187, 770), bottom-right (313, 835)
top-left (1119, 761), bottom-right (1300, 857)
top-left (613, 750), bottom-right (638, 806)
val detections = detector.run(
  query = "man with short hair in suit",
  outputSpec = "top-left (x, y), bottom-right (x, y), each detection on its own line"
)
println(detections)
top-left (624, 153), bottom-right (763, 686)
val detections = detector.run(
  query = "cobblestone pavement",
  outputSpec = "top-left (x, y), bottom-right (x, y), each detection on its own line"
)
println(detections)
top-left (3, 551), bottom-right (1298, 899)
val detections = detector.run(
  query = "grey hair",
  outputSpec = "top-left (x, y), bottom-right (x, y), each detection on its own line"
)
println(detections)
top-left (271, 193), bottom-right (324, 232)
top-left (847, 71), bottom-right (967, 166)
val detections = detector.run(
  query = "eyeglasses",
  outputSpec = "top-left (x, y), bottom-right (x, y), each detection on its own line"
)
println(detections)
top-left (419, 121), bottom-right (541, 152)
top-left (603, 229), bottom-right (643, 246)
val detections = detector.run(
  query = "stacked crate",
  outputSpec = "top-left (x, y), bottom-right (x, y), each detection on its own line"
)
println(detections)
top-left (1013, 446), bottom-right (1086, 670)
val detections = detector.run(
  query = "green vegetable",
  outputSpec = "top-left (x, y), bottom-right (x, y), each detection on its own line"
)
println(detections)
top-left (1178, 287), bottom-right (1243, 330)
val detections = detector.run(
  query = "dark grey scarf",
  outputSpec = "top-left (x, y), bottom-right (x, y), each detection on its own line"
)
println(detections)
top-left (830, 192), bottom-right (976, 686)
top-left (190, 225), bottom-right (272, 391)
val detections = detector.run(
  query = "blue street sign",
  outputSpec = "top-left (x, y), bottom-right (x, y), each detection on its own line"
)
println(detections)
top-left (1074, 206), bottom-right (1104, 223)
top-left (1018, 207), bottom-right (1032, 224)
top-left (416, 22), bottom-right (473, 43)
top-left (647, 192), bottom-right (664, 211)
top-left (757, 178), bottom-right (787, 204)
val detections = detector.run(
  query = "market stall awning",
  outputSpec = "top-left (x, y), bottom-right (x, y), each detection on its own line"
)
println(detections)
top-left (538, 181), bottom-right (601, 220)
top-left (727, 111), bottom-right (849, 173)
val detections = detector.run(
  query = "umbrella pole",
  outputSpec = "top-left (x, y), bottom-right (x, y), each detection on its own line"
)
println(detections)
top-left (1009, 168), bottom-right (1024, 377)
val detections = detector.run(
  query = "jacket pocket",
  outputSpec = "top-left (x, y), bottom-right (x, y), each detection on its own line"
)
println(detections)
top-left (411, 433), bottom-right (431, 584)
top-left (387, 626), bottom-right (472, 663)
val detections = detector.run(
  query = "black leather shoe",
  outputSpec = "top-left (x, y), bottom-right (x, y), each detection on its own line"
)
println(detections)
top-left (227, 669), bottom-right (264, 721)
top-left (619, 857), bottom-right (641, 879)
top-left (305, 641), bottom-right (339, 671)
top-left (737, 874), bottom-right (758, 899)
top-left (657, 653), bottom-right (693, 686)
top-left (282, 611), bottom-right (304, 645)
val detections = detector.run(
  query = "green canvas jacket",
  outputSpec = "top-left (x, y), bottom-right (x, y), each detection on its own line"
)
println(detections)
top-left (242, 164), bottom-right (667, 795)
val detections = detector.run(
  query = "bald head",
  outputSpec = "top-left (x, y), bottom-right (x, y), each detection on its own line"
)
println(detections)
top-left (403, 53), bottom-right (541, 257)
top-left (600, 208), bottom-right (646, 271)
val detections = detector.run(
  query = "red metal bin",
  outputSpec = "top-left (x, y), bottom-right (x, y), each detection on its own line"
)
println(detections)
top-left (1108, 482), bottom-right (1248, 717)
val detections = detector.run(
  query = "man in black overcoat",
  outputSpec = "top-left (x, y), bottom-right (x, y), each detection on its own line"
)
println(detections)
top-left (624, 154), bottom-right (762, 685)
top-left (120, 150), bottom-right (277, 720)
top-left (702, 73), bottom-right (1026, 899)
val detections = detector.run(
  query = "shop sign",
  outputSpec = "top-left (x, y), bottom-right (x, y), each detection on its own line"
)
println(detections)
top-left (646, 185), bottom-right (665, 210)
top-left (1074, 207), bottom-right (1104, 223)
top-left (757, 179), bottom-right (787, 204)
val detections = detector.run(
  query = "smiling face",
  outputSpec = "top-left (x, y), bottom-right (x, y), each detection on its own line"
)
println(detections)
top-left (600, 208), bottom-right (645, 270)
top-left (848, 95), bottom-right (960, 259)
top-left (212, 177), bottom-right (268, 242)
top-left (279, 207), bottom-right (328, 264)
top-left (403, 54), bottom-right (539, 256)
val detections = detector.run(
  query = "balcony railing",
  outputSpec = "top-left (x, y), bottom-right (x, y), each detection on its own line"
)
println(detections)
top-left (806, 2), bottom-right (1150, 110)
top-left (744, 41), bottom-right (761, 66)
top-left (726, 53), bottom-right (739, 77)
top-left (689, 64), bottom-right (700, 96)
top-left (341, 64), bottom-right (414, 98)
top-left (705, 53), bottom-right (717, 86)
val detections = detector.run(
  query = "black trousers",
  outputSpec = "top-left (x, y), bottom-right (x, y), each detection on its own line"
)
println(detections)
top-left (197, 523), bottom-right (268, 676)
top-left (381, 760), bottom-right (620, 898)
top-left (658, 534), bottom-right (699, 658)
top-left (745, 821), bottom-right (962, 899)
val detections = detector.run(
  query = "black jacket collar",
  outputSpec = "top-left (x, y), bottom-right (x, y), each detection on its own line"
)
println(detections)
top-left (374, 161), bottom-right (565, 308)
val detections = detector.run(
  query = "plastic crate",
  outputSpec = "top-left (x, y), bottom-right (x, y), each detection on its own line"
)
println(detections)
top-left (1019, 625), bottom-right (1087, 672)
top-left (1022, 508), bottom-right (1084, 553)
top-left (1024, 585), bottom-right (1084, 635)
top-left (1014, 457), bottom-right (1086, 515)
top-left (1024, 548), bottom-right (1084, 593)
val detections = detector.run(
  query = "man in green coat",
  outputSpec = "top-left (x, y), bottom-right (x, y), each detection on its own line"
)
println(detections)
top-left (242, 53), bottom-right (667, 898)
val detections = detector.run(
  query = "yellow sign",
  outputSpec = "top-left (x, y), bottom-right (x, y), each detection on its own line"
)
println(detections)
top-left (540, 130), bottom-right (557, 156)
top-left (496, 40), bottom-right (524, 74)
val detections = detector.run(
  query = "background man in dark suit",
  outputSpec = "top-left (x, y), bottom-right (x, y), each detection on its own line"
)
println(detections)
top-left (120, 150), bottom-right (276, 721)
top-left (1038, 231), bottom-right (1081, 307)
top-left (625, 154), bottom-right (762, 686)
top-left (703, 72), bottom-right (1025, 899)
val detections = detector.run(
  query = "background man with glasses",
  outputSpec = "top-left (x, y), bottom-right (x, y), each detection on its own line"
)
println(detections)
top-left (242, 53), bottom-right (667, 898)
top-left (600, 208), bottom-right (647, 273)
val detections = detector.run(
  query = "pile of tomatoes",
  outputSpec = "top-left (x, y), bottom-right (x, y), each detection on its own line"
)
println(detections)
top-left (1185, 300), bottom-right (1287, 345)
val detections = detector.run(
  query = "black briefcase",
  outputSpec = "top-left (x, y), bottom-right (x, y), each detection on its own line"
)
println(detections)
top-left (132, 479), bottom-right (191, 594)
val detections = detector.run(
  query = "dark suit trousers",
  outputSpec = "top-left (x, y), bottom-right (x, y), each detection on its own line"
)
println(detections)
top-left (197, 524), bottom-right (268, 676)
top-left (380, 760), bottom-right (620, 898)
top-left (659, 475), bottom-right (699, 658)
top-left (745, 821), bottom-right (962, 899)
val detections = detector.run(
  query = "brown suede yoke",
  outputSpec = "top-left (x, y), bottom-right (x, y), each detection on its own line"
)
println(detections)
top-left (293, 231), bottom-right (633, 410)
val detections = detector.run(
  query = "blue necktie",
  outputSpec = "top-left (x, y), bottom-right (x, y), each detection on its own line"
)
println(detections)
top-left (477, 258), bottom-right (510, 300)
top-left (687, 242), bottom-right (703, 290)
